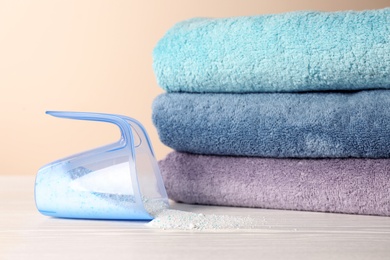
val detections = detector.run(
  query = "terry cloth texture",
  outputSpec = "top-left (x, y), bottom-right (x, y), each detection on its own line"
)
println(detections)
top-left (159, 152), bottom-right (390, 216)
top-left (153, 8), bottom-right (390, 93)
top-left (152, 91), bottom-right (390, 158)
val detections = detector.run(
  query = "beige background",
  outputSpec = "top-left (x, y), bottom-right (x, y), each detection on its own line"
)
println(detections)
top-left (1, 0), bottom-right (389, 175)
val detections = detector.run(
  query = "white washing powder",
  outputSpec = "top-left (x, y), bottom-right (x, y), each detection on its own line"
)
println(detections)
top-left (143, 198), bottom-right (267, 231)
top-left (147, 209), bottom-right (266, 231)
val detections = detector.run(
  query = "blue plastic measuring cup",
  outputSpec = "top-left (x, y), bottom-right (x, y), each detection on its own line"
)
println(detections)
top-left (35, 111), bottom-right (169, 220)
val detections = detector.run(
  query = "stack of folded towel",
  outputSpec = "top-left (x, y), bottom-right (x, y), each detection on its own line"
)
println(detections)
top-left (152, 8), bottom-right (390, 216)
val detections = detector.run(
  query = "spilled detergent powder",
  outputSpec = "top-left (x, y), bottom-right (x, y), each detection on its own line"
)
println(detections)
top-left (143, 198), bottom-right (267, 231)
top-left (147, 209), bottom-right (264, 231)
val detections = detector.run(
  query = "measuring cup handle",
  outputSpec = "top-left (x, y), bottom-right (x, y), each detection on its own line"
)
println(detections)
top-left (45, 111), bottom-right (136, 155)
top-left (119, 116), bottom-right (156, 157)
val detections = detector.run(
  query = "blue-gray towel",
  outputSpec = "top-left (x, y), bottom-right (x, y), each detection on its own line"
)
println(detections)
top-left (159, 152), bottom-right (390, 216)
top-left (153, 8), bottom-right (390, 93)
top-left (152, 91), bottom-right (390, 158)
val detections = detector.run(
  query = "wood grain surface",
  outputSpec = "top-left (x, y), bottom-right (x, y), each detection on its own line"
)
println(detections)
top-left (1, 176), bottom-right (390, 260)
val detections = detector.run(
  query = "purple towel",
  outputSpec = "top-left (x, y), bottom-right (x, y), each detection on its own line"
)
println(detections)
top-left (159, 152), bottom-right (390, 216)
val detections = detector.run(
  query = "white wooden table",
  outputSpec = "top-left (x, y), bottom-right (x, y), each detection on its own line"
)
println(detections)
top-left (1, 176), bottom-right (390, 260)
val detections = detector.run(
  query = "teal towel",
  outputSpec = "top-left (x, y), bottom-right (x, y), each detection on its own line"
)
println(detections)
top-left (153, 8), bottom-right (390, 93)
top-left (152, 90), bottom-right (390, 158)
